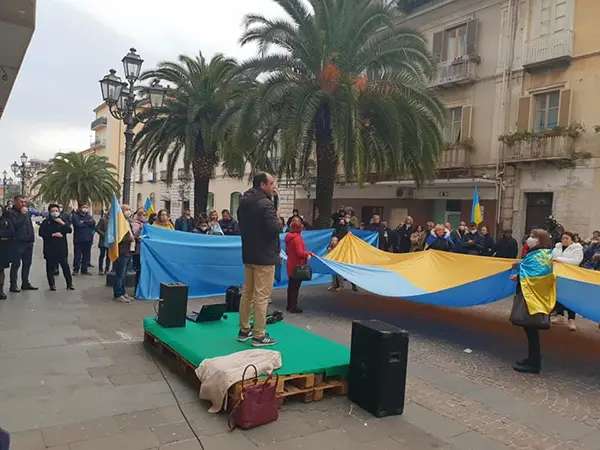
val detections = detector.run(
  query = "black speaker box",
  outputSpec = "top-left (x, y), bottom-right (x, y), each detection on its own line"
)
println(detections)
top-left (225, 285), bottom-right (242, 312)
top-left (157, 282), bottom-right (189, 328)
top-left (105, 271), bottom-right (136, 288)
top-left (348, 319), bottom-right (409, 418)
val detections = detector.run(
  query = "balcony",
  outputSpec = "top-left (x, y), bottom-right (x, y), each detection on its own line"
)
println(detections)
top-left (437, 142), bottom-right (471, 169)
top-left (178, 168), bottom-right (192, 180)
top-left (432, 59), bottom-right (477, 88)
top-left (504, 135), bottom-right (575, 163)
top-left (90, 116), bottom-right (107, 130)
top-left (90, 138), bottom-right (107, 148)
top-left (148, 171), bottom-right (156, 183)
top-left (523, 29), bottom-right (573, 70)
top-left (160, 170), bottom-right (168, 181)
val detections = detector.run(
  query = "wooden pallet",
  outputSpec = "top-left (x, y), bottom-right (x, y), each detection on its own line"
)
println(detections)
top-left (144, 330), bottom-right (348, 407)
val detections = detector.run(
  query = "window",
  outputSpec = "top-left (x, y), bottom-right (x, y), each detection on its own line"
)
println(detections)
top-left (443, 24), bottom-right (467, 61)
top-left (206, 192), bottom-right (214, 215)
top-left (164, 200), bottom-right (171, 214)
top-left (533, 91), bottom-right (560, 132)
top-left (182, 200), bottom-right (190, 213)
top-left (230, 192), bottom-right (241, 219)
top-left (444, 107), bottom-right (463, 143)
top-left (136, 193), bottom-right (142, 209)
top-left (539, 0), bottom-right (567, 36)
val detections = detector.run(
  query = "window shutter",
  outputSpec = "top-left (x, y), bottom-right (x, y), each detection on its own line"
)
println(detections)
top-left (432, 31), bottom-right (444, 63)
top-left (466, 19), bottom-right (479, 55)
top-left (558, 89), bottom-right (572, 126)
top-left (461, 105), bottom-right (473, 139)
top-left (516, 96), bottom-right (531, 131)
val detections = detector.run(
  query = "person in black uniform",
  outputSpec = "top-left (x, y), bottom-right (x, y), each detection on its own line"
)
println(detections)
top-left (4, 195), bottom-right (37, 292)
top-left (39, 204), bottom-right (74, 291)
top-left (0, 205), bottom-right (15, 299)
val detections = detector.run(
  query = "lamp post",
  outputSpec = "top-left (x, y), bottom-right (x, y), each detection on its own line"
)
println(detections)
top-left (11, 152), bottom-right (34, 197)
top-left (2, 170), bottom-right (13, 204)
top-left (99, 48), bottom-right (166, 204)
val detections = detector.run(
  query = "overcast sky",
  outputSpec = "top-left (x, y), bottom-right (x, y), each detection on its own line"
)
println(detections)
top-left (0, 0), bottom-right (284, 176)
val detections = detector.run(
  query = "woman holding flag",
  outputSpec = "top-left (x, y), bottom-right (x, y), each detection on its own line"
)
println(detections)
top-left (106, 195), bottom-right (135, 303)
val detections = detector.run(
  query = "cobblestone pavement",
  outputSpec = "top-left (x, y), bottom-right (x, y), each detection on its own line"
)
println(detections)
top-left (1, 245), bottom-right (600, 450)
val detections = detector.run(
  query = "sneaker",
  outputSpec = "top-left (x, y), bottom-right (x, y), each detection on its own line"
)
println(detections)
top-left (0, 292), bottom-right (6, 300)
top-left (237, 329), bottom-right (253, 342)
top-left (114, 296), bottom-right (131, 303)
top-left (252, 334), bottom-right (277, 347)
top-left (124, 294), bottom-right (135, 301)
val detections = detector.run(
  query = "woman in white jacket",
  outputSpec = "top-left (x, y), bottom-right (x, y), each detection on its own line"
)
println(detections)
top-left (551, 231), bottom-right (584, 331)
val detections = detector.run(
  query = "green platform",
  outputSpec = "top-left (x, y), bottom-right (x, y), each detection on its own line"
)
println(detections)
top-left (143, 314), bottom-right (350, 377)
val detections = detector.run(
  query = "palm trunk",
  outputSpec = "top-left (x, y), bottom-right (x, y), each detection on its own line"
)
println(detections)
top-left (192, 169), bottom-right (210, 220)
top-left (191, 131), bottom-right (218, 221)
top-left (313, 103), bottom-right (336, 229)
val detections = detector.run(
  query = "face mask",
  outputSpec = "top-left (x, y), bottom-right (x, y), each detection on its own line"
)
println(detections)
top-left (459, 226), bottom-right (466, 231)
top-left (123, 210), bottom-right (132, 218)
top-left (526, 237), bottom-right (539, 248)
top-left (470, 229), bottom-right (478, 234)
top-left (139, 216), bottom-right (147, 223)
top-left (51, 211), bottom-right (60, 219)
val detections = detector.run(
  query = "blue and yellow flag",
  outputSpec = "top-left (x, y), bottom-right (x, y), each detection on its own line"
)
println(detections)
top-left (518, 248), bottom-right (556, 315)
top-left (471, 186), bottom-right (483, 225)
top-left (106, 193), bottom-right (131, 262)
top-left (144, 197), bottom-right (155, 215)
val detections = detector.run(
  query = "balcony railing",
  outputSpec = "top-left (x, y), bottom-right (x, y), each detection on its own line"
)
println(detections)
top-left (504, 135), bottom-right (575, 163)
top-left (90, 138), bottom-right (107, 148)
top-left (178, 168), bottom-right (192, 180)
top-left (523, 29), bottom-right (573, 69)
top-left (438, 144), bottom-right (470, 169)
top-left (160, 170), bottom-right (168, 181)
top-left (90, 116), bottom-right (107, 130)
top-left (432, 59), bottom-right (477, 87)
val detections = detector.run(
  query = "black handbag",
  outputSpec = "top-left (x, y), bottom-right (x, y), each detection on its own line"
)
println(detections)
top-left (291, 264), bottom-right (312, 281)
top-left (510, 293), bottom-right (550, 330)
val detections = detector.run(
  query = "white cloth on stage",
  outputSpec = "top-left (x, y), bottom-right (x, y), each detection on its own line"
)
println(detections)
top-left (194, 349), bottom-right (282, 413)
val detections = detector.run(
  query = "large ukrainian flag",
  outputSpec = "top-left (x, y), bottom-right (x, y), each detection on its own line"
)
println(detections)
top-left (106, 193), bottom-right (131, 262)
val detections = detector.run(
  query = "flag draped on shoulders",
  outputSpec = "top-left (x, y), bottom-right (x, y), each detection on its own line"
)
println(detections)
top-left (106, 193), bottom-right (130, 262)
top-left (518, 248), bottom-right (556, 315)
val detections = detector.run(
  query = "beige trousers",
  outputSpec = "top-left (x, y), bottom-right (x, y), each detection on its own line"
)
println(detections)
top-left (239, 264), bottom-right (275, 339)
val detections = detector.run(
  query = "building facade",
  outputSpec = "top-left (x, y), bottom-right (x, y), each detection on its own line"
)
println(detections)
top-left (294, 0), bottom-right (600, 239)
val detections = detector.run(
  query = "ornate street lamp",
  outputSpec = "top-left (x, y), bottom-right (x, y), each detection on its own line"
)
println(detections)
top-left (2, 170), bottom-right (13, 204)
top-left (11, 152), bottom-right (34, 196)
top-left (99, 48), bottom-right (166, 204)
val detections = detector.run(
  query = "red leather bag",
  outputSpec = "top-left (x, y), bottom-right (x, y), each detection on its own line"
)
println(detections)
top-left (229, 364), bottom-right (279, 430)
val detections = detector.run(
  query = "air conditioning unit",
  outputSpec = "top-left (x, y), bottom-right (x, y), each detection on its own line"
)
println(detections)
top-left (395, 188), bottom-right (414, 198)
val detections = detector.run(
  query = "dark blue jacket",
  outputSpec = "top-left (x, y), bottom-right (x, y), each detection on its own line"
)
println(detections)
top-left (450, 229), bottom-right (466, 253)
top-left (219, 218), bottom-right (240, 235)
top-left (461, 231), bottom-right (484, 255)
top-left (72, 212), bottom-right (96, 243)
top-left (425, 234), bottom-right (454, 251)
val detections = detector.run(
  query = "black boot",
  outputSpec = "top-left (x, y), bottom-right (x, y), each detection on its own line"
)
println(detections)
top-left (9, 285), bottom-right (20, 293)
top-left (513, 364), bottom-right (540, 374)
top-left (21, 284), bottom-right (38, 291)
top-left (49, 285), bottom-right (56, 291)
top-left (67, 285), bottom-right (75, 291)
top-left (0, 291), bottom-right (6, 300)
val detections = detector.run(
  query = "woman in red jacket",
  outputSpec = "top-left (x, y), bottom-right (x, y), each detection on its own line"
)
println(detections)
top-left (284, 219), bottom-right (312, 313)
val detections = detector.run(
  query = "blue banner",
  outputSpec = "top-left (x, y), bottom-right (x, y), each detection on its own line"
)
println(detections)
top-left (137, 226), bottom-right (378, 300)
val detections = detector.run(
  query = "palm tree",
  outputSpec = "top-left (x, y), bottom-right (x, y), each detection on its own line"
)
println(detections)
top-left (33, 152), bottom-right (120, 207)
top-left (234, 0), bottom-right (445, 227)
top-left (133, 52), bottom-right (246, 218)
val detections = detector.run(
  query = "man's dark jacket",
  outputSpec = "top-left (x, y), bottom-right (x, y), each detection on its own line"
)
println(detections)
top-left (219, 218), bottom-right (240, 236)
top-left (4, 207), bottom-right (34, 244)
top-left (495, 236), bottom-right (519, 259)
top-left (72, 212), bottom-right (96, 243)
top-left (175, 216), bottom-right (195, 232)
top-left (238, 188), bottom-right (282, 265)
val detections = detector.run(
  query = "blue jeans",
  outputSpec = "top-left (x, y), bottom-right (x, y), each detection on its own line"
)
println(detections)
top-left (112, 254), bottom-right (131, 298)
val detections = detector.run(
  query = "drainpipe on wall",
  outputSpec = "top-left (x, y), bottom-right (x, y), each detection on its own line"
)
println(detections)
top-left (495, 0), bottom-right (519, 235)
